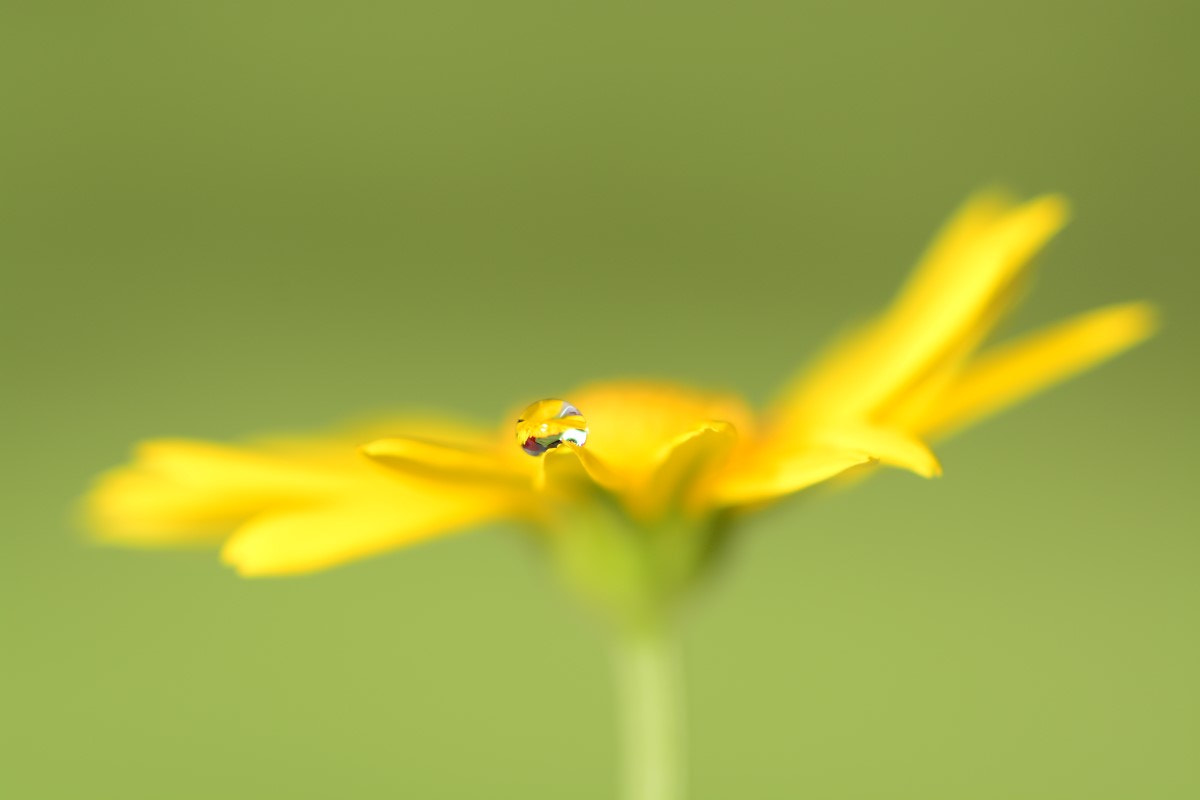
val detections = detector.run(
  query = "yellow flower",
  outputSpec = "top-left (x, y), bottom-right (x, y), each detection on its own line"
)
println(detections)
top-left (85, 192), bottom-right (1156, 585)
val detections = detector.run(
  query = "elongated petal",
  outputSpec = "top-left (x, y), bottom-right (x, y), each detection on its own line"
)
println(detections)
top-left (221, 487), bottom-right (515, 576)
top-left (85, 440), bottom-right (358, 542)
top-left (875, 267), bottom-right (1032, 432)
top-left (134, 439), bottom-right (356, 492)
top-left (812, 425), bottom-right (942, 478)
top-left (85, 429), bottom-right (529, 578)
top-left (717, 422), bottom-right (940, 507)
top-left (361, 436), bottom-right (522, 484)
top-left (916, 302), bottom-right (1158, 438)
top-left (778, 194), bottom-right (1068, 428)
top-left (714, 447), bottom-right (873, 506)
top-left (87, 471), bottom-right (264, 544)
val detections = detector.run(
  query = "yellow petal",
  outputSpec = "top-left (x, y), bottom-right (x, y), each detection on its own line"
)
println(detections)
top-left (777, 193), bottom-right (1068, 428)
top-left (715, 422), bottom-right (941, 506)
top-left (86, 470), bottom-right (258, 544)
top-left (83, 423), bottom-right (530, 572)
top-left (875, 264), bottom-right (1032, 432)
top-left (916, 302), bottom-right (1159, 438)
top-left (535, 441), bottom-right (623, 493)
top-left (630, 420), bottom-right (738, 521)
top-left (812, 425), bottom-right (942, 478)
top-left (361, 436), bottom-right (522, 484)
top-left (134, 439), bottom-right (357, 491)
top-left (84, 439), bottom-right (358, 543)
top-left (535, 445), bottom-right (588, 492)
top-left (714, 447), bottom-right (874, 506)
top-left (221, 486), bottom-right (515, 577)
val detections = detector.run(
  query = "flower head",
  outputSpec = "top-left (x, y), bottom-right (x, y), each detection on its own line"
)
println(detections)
top-left (86, 192), bottom-right (1156, 598)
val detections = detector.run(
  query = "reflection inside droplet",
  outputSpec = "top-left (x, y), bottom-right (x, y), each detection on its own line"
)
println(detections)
top-left (515, 399), bottom-right (589, 456)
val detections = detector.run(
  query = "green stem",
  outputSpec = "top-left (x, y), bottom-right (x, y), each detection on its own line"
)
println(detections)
top-left (614, 626), bottom-right (686, 800)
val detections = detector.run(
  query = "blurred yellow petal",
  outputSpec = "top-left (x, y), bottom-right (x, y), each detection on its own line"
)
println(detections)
top-left (714, 447), bottom-right (873, 506)
top-left (87, 471), bottom-right (261, 544)
top-left (778, 193), bottom-right (1068, 428)
top-left (85, 431), bottom-right (525, 577)
top-left (877, 265), bottom-right (1032, 432)
top-left (813, 425), bottom-right (942, 478)
top-left (716, 422), bottom-right (939, 506)
top-left (134, 439), bottom-right (355, 491)
top-left (536, 441), bottom-right (623, 493)
top-left (535, 445), bottom-right (589, 492)
top-left (630, 421), bottom-right (738, 521)
top-left (221, 486), bottom-right (515, 577)
top-left (917, 302), bottom-right (1159, 438)
top-left (85, 439), bottom-right (359, 543)
top-left (361, 436), bottom-right (523, 484)
top-left (562, 440), bottom-right (624, 490)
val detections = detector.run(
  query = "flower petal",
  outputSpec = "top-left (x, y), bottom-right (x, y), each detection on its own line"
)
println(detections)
top-left (812, 425), bottom-right (942, 478)
top-left (777, 193), bottom-right (1068, 429)
top-left (84, 439), bottom-right (358, 543)
top-left (361, 436), bottom-right (523, 484)
top-left (715, 423), bottom-right (940, 507)
top-left (631, 421), bottom-right (738, 520)
top-left (713, 447), bottom-right (874, 506)
top-left (916, 302), bottom-right (1159, 438)
top-left (82, 426), bottom-right (529, 572)
top-left (220, 486), bottom-right (515, 576)
top-left (535, 441), bottom-right (624, 493)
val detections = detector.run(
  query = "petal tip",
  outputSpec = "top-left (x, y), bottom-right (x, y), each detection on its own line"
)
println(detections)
top-left (1121, 301), bottom-right (1161, 339)
top-left (358, 438), bottom-right (392, 459)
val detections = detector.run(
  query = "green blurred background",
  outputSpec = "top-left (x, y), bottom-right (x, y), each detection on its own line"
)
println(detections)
top-left (2, 1), bottom-right (1197, 797)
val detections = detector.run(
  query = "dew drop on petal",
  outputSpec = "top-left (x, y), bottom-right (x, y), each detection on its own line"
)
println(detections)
top-left (515, 399), bottom-right (589, 456)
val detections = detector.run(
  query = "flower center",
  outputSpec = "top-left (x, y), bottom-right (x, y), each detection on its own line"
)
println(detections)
top-left (515, 399), bottom-right (589, 456)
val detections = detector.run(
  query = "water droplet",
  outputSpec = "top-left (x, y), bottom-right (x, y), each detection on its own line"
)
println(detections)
top-left (515, 399), bottom-right (589, 456)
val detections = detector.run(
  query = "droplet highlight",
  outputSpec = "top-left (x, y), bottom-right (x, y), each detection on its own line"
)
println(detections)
top-left (515, 399), bottom-right (589, 456)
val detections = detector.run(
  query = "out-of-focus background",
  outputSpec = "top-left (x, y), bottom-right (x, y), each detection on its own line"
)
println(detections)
top-left (2, 2), bottom-right (1196, 798)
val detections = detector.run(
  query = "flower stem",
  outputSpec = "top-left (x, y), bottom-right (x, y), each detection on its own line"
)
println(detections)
top-left (614, 626), bottom-right (686, 800)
